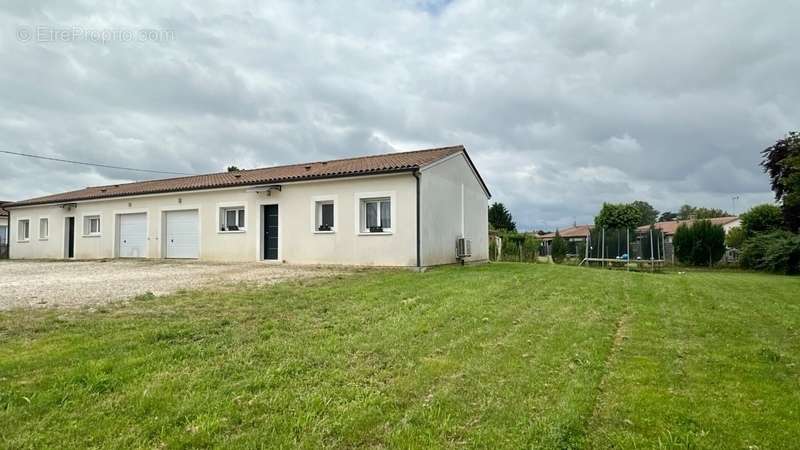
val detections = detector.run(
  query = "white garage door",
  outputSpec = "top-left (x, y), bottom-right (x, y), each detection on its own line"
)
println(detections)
top-left (165, 210), bottom-right (199, 259)
top-left (118, 213), bottom-right (147, 258)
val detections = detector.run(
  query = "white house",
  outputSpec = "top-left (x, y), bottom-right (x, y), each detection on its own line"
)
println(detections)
top-left (6, 146), bottom-right (490, 267)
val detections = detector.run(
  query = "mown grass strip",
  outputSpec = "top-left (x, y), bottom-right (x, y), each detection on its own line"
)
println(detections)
top-left (1, 264), bottom-right (798, 449)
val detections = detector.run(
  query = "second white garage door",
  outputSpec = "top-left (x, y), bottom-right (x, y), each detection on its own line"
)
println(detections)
top-left (165, 210), bottom-right (199, 259)
top-left (118, 213), bottom-right (148, 258)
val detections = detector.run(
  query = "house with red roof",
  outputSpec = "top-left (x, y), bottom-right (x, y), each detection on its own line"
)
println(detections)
top-left (5, 146), bottom-right (490, 267)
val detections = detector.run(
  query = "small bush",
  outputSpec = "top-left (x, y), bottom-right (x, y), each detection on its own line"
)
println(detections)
top-left (740, 231), bottom-right (800, 274)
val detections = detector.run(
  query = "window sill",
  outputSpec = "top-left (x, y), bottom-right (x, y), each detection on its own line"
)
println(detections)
top-left (82, 234), bottom-right (102, 238)
top-left (313, 230), bottom-right (336, 234)
top-left (39, 238), bottom-right (49, 241)
top-left (218, 230), bottom-right (247, 234)
top-left (17, 239), bottom-right (30, 243)
top-left (358, 231), bottom-right (394, 236)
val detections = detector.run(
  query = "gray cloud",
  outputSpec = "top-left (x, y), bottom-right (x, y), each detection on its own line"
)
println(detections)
top-left (1, 0), bottom-right (794, 229)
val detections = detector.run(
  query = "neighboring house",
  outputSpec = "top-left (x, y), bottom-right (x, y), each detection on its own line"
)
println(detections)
top-left (637, 216), bottom-right (741, 243)
top-left (538, 225), bottom-right (593, 256)
top-left (6, 146), bottom-right (490, 267)
top-left (538, 224), bottom-right (593, 242)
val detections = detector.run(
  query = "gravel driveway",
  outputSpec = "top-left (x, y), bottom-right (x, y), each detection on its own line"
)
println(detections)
top-left (0, 260), bottom-right (346, 310)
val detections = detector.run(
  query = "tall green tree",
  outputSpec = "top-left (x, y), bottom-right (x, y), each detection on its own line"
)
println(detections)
top-left (692, 220), bottom-right (727, 266)
top-left (740, 204), bottom-right (784, 236)
top-left (631, 200), bottom-right (659, 226)
top-left (488, 202), bottom-right (516, 232)
top-left (227, 165), bottom-right (241, 172)
top-left (761, 131), bottom-right (800, 232)
top-left (595, 203), bottom-right (640, 230)
top-left (673, 220), bottom-right (726, 266)
top-left (550, 231), bottom-right (568, 264)
top-left (673, 223), bottom-right (694, 264)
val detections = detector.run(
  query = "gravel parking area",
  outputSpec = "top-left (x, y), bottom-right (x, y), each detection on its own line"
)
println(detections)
top-left (0, 260), bottom-right (347, 310)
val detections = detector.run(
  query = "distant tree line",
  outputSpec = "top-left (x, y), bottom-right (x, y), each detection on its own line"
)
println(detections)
top-left (595, 201), bottom-right (734, 231)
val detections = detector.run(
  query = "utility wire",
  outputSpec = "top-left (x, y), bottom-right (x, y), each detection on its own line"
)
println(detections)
top-left (0, 150), bottom-right (192, 176)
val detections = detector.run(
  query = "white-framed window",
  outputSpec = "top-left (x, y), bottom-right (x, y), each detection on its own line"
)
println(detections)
top-left (39, 218), bottom-right (49, 239)
top-left (315, 201), bottom-right (335, 232)
top-left (84, 215), bottom-right (101, 236)
top-left (360, 197), bottom-right (391, 233)
top-left (18, 219), bottom-right (30, 241)
top-left (220, 206), bottom-right (246, 232)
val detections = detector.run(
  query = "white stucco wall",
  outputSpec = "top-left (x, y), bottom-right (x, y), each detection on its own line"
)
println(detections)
top-left (9, 173), bottom-right (418, 266)
top-left (723, 218), bottom-right (741, 234)
top-left (419, 153), bottom-right (490, 265)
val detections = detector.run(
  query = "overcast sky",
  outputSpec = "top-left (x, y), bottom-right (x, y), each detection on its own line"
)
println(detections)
top-left (1, 0), bottom-right (797, 230)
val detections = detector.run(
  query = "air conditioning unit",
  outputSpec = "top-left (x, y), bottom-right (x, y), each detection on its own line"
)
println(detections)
top-left (456, 237), bottom-right (472, 259)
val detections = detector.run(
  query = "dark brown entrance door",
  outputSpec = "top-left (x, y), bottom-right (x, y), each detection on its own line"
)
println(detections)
top-left (263, 205), bottom-right (278, 260)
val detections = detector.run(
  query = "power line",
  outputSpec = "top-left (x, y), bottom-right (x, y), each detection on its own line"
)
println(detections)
top-left (0, 150), bottom-right (192, 176)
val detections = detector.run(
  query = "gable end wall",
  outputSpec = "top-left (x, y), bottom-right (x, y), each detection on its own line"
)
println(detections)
top-left (419, 153), bottom-right (489, 266)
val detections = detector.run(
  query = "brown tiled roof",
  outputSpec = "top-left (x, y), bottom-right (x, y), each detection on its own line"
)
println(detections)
top-left (539, 224), bottom-right (593, 240)
top-left (10, 145), bottom-right (486, 207)
top-left (637, 216), bottom-right (739, 235)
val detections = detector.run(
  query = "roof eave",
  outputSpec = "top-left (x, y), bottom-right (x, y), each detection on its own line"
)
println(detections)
top-left (6, 167), bottom-right (419, 208)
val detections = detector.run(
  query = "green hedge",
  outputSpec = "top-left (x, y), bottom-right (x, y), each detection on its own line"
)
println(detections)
top-left (673, 220), bottom-right (726, 266)
top-left (740, 231), bottom-right (800, 275)
top-left (492, 232), bottom-right (539, 263)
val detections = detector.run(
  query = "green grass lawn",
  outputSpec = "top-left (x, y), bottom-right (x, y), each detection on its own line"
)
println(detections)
top-left (1, 264), bottom-right (798, 449)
